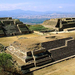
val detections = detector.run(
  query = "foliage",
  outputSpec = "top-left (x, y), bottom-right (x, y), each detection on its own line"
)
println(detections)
top-left (0, 53), bottom-right (23, 75)
top-left (0, 44), bottom-right (5, 52)
top-left (28, 25), bottom-right (48, 31)
top-left (0, 53), bottom-right (12, 71)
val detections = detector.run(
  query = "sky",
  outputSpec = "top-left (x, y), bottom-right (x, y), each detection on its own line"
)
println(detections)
top-left (0, 0), bottom-right (75, 12)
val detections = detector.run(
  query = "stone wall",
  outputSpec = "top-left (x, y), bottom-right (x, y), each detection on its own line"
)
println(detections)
top-left (42, 37), bottom-right (72, 50)
top-left (0, 17), bottom-right (31, 37)
top-left (50, 38), bottom-right (75, 61)
top-left (7, 37), bottom-right (75, 70)
top-left (42, 18), bottom-right (75, 31)
top-left (1, 20), bottom-right (14, 26)
top-left (17, 24), bottom-right (30, 34)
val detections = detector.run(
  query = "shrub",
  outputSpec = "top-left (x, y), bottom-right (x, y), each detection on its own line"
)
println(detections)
top-left (0, 53), bottom-right (12, 71)
top-left (0, 44), bottom-right (5, 52)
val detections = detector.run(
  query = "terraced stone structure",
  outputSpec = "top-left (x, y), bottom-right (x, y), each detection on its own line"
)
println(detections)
top-left (43, 18), bottom-right (75, 31)
top-left (7, 37), bottom-right (75, 71)
top-left (0, 17), bottom-right (31, 36)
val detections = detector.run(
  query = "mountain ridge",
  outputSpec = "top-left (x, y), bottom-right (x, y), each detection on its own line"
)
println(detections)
top-left (0, 9), bottom-right (75, 17)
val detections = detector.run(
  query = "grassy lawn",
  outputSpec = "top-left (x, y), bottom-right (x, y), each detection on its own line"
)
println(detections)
top-left (27, 24), bottom-right (49, 31)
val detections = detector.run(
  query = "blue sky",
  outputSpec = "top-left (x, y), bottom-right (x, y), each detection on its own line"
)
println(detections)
top-left (0, 0), bottom-right (75, 12)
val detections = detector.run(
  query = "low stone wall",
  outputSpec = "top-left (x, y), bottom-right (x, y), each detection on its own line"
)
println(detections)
top-left (50, 38), bottom-right (75, 61)
top-left (64, 27), bottom-right (75, 31)
top-left (42, 37), bottom-right (72, 50)
top-left (34, 31), bottom-right (43, 35)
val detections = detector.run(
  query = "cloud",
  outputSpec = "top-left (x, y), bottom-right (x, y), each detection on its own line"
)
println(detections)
top-left (0, 3), bottom-right (44, 11)
top-left (58, 6), bottom-right (63, 8)
top-left (0, 3), bottom-right (30, 11)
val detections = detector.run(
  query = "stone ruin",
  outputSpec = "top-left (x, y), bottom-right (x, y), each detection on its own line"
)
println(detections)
top-left (0, 17), bottom-right (32, 37)
top-left (43, 18), bottom-right (75, 31)
top-left (7, 37), bottom-right (75, 71)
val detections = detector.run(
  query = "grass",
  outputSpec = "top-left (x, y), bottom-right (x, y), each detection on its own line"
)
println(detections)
top-left (0, 34), bottom-right (40, 46)
top-left (27, 24), bottom-right (49, 31)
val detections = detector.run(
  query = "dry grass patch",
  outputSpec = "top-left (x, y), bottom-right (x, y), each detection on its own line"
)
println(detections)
top-left (0, 34), bottom-right (41, 46)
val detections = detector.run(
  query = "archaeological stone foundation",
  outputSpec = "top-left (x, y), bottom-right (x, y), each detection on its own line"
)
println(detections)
top-left (43, 18), bottom-right (75, 31)
top-left (0, 17), bottom-right (31, 37)
top-left (7, 37), bottom-right (75, 71)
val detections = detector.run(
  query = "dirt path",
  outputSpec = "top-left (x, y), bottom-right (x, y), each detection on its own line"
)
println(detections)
top-left (27, 58), bottom-right (75, 75)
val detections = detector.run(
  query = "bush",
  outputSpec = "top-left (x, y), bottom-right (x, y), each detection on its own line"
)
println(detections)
top-left (0, 53), bottom-right (12, 71)
top-left (0, 44), bottom-right (5, 52)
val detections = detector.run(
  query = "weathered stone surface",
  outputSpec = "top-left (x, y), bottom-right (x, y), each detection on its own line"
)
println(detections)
top-left (42, 18), bottom-right (75, 31)
top-left (7, 36), bottom-right (75, 70)
top-left (0, 17), bottom-right (31, 37)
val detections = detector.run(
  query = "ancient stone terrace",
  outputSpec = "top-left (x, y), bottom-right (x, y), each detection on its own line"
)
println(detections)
top-left (17, 24), bottom-right (30, 34)
top-left (7, 36), bottom-right (75, 71)
top-left (0, 17), bottom-right (31, 36)
top-left (42, 37), bottom-right (72, 50)
top-left (21, 37), bottom-right (75, 71)
top-left (50, 40), bottom-right (75, 61)
top-left (0, 17), bottom-right (12, 20)
top-left (0, 27), bottom-right (4, 36)
top-left (42, 18), bottom-right (75, 31)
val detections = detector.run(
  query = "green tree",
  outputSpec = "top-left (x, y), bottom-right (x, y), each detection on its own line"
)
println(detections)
top-left (0, 53), bottom-right (12, 71)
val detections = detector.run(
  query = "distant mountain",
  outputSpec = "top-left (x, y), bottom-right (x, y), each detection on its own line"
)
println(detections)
top-left (0, 9), bottom-right (75, 17)
top-left (0, 9), bottom-right (75, 25)
top-left (0, 9), bottom-right (45, 17)
top-left (0, 9), bottom-right (75, 19)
